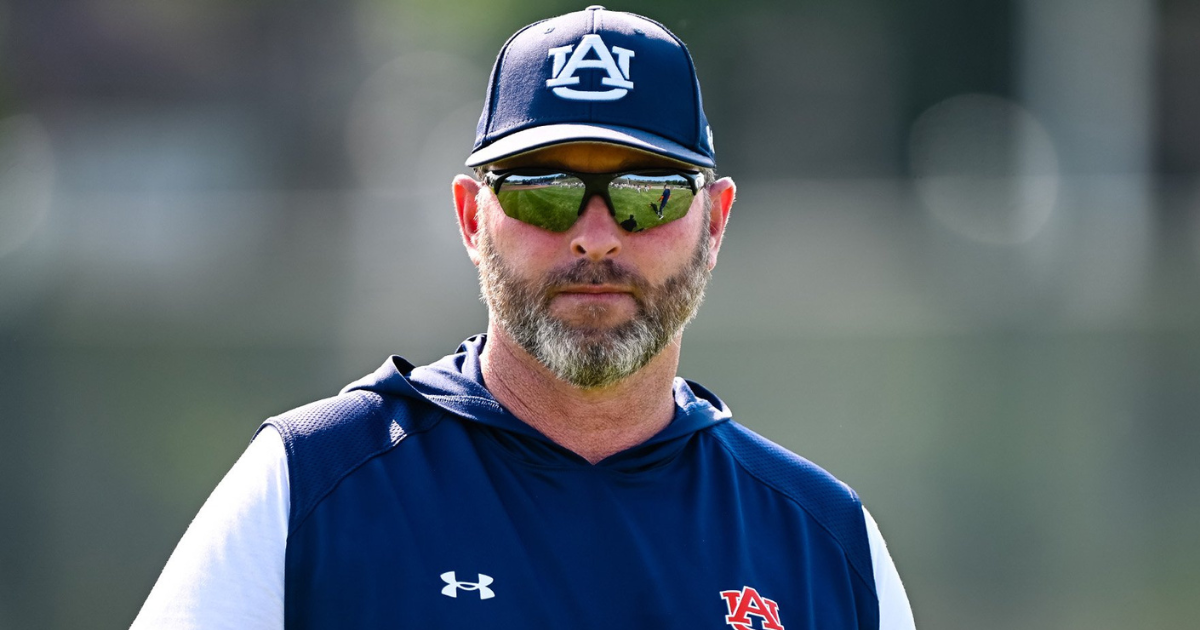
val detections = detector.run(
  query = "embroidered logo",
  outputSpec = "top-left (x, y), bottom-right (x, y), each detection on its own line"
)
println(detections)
top-left (546, 34), bottom-right (635, 101)
top-left (720, 586), bottom-right (784, 630)
top-left (441, 571), bottom-right (495, 600)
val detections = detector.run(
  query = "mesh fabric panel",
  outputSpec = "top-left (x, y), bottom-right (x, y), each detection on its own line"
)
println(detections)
top-left (258, 391), bottom-right (443, 534)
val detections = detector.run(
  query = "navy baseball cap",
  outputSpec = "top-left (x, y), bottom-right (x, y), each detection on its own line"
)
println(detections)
top-left (466, 5), bottom-right (716, 168)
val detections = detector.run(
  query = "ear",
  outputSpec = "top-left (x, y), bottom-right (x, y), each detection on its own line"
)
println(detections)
top-left (703, 177), bottom-right (736, 269)
top-left (452, 174), bottom-right (484, 266)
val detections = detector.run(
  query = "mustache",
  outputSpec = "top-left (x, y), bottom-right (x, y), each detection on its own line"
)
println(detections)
top-left (544, 259), bottom-right (648, 297)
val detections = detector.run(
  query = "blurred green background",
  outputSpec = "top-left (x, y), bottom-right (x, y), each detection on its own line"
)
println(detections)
top-left (2, 0), bottom-right (1199, 628)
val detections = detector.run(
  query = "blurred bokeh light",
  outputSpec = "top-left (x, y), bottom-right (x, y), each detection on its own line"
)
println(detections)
top-left (1, 1), bottom-right (1198, 628)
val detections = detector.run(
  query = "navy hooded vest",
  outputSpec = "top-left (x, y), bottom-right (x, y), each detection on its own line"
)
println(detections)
top-left (259, 336), bottom-right (878, 629)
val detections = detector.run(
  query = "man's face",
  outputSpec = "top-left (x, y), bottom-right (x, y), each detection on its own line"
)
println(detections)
top-left (474, 143), bottom-right (715, 389)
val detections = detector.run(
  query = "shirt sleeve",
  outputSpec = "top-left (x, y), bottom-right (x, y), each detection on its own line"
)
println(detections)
top-left (131, 426), bottom-right (289, 630)
top-left (863, 506), bottom-right (916, 630)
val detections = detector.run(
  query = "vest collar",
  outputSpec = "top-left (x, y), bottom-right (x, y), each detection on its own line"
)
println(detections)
top-left (342, 335), bottom-right (732, 469)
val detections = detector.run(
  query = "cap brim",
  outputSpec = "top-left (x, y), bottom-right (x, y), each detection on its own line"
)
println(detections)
top-left (465, 123), bottom-right (715, 168)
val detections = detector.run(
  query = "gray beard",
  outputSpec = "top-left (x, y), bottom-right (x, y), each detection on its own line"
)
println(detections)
top-left (477, 224), bottom-right (710, 389)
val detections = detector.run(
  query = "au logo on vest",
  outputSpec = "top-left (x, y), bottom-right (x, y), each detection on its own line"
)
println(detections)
top-left (720, 586), bottom-right (784, 630)
top-left (546, 34), bottom-right (635, 101)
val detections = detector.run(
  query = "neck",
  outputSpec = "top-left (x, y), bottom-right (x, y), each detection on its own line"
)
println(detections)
top-left (480, 324), bottom-right (681, 464)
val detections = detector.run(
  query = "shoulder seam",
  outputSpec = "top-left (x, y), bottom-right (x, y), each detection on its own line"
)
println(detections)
top-left (266, 400), bottom-right (451, 537)
top-left (708, 425), bottom-right (875, 591)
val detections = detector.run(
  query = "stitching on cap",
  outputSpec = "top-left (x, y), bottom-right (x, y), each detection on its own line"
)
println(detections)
top-left (639, 15), bottom-right (706, 152)
top-left (486, 19), bottom-right (549, 139)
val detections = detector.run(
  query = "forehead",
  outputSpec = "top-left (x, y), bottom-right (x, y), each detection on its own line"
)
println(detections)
top-left (490, 142), bottom-right (696, 173)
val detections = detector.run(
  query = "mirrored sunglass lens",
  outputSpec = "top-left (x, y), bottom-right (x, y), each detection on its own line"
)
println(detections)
top-left (495, 173), bottom-right (586, 232)
top-left (607, 173), bottom-right (696, 232)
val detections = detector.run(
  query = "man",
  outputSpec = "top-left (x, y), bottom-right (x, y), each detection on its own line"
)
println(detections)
top-left (651, 184), bottom-right (671, 218)
top-left (134, 6), bottom-right (915, 629)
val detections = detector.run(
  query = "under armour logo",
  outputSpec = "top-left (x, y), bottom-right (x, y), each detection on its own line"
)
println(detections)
top-left (441, 571), bottom-right (495, 600)
top-left (546, 34), bottom-right (634, 101)
top-left (720, 586), bottom-right (784, 630)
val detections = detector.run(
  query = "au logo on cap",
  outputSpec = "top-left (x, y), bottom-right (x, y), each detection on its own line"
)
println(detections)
top-left (546, 34), bottom-right (635, 101)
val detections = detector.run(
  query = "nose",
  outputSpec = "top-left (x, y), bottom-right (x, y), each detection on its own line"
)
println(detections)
top-left (569, 195), bottom-right (622, 260)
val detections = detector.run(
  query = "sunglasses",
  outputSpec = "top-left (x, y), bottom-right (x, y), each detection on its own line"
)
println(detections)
top-left (483, 168), bottom-right (705, 233)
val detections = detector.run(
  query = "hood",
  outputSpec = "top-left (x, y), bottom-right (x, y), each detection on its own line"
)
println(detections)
top-left (339, 335), bottom-right (732, 468)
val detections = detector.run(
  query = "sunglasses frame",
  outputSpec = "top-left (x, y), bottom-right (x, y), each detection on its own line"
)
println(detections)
top-left (482, 167), bottom-right (707, 232)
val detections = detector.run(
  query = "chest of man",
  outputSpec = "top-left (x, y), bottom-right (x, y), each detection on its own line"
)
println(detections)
top-left (282, 419), bottom-right (871, 629)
